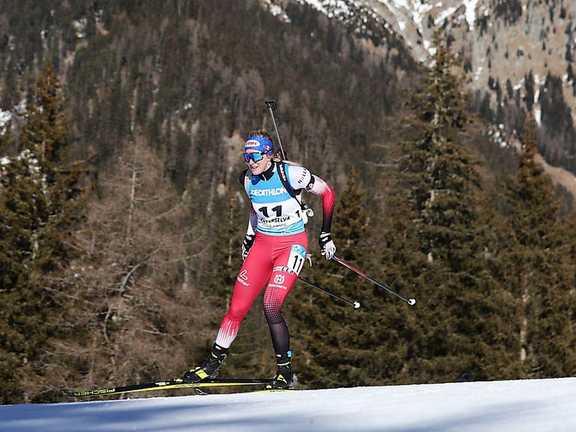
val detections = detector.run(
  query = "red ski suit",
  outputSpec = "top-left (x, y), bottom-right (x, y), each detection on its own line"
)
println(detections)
top-left (214, 161), bottom-right (335, 354)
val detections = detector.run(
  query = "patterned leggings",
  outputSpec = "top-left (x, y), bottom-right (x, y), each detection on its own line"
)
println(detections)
top-left (215, 231), bottom-right (308, 354)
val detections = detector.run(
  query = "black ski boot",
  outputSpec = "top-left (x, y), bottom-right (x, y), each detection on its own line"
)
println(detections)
top-left (269, 351), bottom-right (293, 389)
top-left (182, 344), bottom-right (228, 383)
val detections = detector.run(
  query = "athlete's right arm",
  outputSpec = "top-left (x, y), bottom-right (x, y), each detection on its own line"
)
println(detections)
top-left (247, 208), bottom-right (257, 235)
top-left (239, 169), bottom-right (257, 259)
top-left (242, 208), bottom-right (257, 260)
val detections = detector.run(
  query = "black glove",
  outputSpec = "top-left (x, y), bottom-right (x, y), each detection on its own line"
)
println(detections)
top-left (242, 234), bottom-right (255, 260)
top-left (319, 231), bottom-right (336, 260)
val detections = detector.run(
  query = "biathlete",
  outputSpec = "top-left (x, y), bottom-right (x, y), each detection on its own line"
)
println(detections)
top-left (182, 129), bottom-right (336, 389)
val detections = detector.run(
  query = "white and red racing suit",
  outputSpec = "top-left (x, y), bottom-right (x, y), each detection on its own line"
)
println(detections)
top-left (214, 161), bottom-right (335, 355)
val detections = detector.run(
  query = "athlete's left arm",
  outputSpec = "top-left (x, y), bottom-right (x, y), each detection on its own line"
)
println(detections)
top-left (287, 165), bottom-right (336, 234)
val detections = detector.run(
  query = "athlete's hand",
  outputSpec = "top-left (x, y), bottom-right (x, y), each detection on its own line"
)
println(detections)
top-left (319, 231), bottom-right (336, 260)
top-left (242, 234), bottom-right (255, 260)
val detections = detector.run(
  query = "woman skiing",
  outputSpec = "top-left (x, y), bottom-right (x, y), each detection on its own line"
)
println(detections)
top-left (182, 129), bottom-right (336, 389)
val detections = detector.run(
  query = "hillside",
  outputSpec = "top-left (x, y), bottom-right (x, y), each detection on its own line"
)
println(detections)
top-left (288, 0), bottom-right (576, 174)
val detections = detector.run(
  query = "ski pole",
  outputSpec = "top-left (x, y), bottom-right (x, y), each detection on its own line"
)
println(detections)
top-left (265, 100), bottom-right (287, 160)
top-left (298, 276), bottom-right (361, 310)
top-left (332, 256), bottom-right (416, 306)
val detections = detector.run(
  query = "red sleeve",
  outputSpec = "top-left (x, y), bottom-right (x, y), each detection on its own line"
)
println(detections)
top-left (319, 180), bottom-right (336, 233)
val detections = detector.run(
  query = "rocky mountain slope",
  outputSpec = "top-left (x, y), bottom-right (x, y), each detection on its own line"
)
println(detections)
top-left (265, 0), bottom-right (576, 175)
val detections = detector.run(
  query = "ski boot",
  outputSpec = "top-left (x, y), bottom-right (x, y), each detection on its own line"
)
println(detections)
top-left (182, 344), bottom-right (228, 383)
top-left (268, 351), bottom-right (293, 389)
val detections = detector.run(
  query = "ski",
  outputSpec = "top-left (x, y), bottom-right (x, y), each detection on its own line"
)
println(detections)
top-left (70, 377), bottom-right (275, 398)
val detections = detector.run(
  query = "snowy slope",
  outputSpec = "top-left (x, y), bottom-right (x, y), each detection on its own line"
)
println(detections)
top-left (2, 378), bottom-right (576, 432)
top-left (292, 0), bottom-right (482, 61)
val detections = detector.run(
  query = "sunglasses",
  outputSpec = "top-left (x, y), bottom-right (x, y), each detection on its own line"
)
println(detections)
top-left (243, 152), bottom-right (266, 163)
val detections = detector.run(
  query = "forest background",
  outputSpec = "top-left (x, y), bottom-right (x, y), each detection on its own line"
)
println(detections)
top-left (0, 0), bottom-right (575, 404)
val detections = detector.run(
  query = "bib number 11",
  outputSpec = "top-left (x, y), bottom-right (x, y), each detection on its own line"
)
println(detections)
top-left (258, 205), bottom-right (282, 218)
top-left (287, 245), bottom-right (307, 275)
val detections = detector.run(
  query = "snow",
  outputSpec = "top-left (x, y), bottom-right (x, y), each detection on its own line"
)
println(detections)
top-left (263, 0), bottom-right (291, 23)
top-left (463, 0), bottom-right (479, 30)
top-left (293, 0), bottom-right (485, 63)
top-left (473, 65), bottom-right (483, 82)
top-left (15, 99), bottom-right (27, 115)
top-left (2, 378), bottom-right (576, 432)
top-left (535, 106), bottom-right (542, 126)
top-left (300, 0), bottom-right (356, 17)
top-left (376, 0), bottom-right (477, 30)
top-left (379, 0), bottom-right (433, 31)
top-left (435, 6), bottom-right (458, 26)
top-left (72, 18), bottom-right (88, 39)
top-left (488, 124), bottom-right (509, 148)
top-left (0, 110), bottom-right (11, 128)
top-left (429, 1), bottom-right (478, 29)
top-left (269, 4), bottom-right (285, 16)
top-left (301, 0), bottom-right (330, 14)
top-left (398, 18), bottom-right (406, 31)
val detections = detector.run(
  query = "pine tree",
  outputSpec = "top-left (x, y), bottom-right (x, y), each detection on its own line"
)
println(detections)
top-left (0, 65), bottom-right (83, 403)
top-left (290, 168), bottom-right (374, 388)
top-left (498, 115), bottom-right (576, 378)
top-left (381, 31), bottom-right (517, 383)
top-left (0, 124), bottom-right (30, 402)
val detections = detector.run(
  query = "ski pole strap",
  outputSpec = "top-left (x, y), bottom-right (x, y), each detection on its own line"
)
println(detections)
top-left (277, 162), bottom-right (307, 211)
top-left (331, 256), bottom-right (416, 306)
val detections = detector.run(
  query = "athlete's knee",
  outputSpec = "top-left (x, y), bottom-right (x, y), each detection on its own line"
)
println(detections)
top-left (225, 305), bottom-right (249, 323)
top-left (263, 295), bottom-right (285, 324)
top-left (263, 304), bottom-right (284, 324)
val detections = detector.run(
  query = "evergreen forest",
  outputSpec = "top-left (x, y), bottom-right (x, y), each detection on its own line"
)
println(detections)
top-left (0, 0), bottom-right (575, 403)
